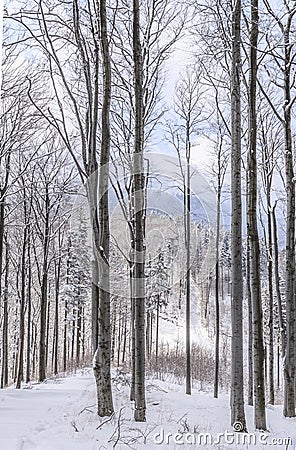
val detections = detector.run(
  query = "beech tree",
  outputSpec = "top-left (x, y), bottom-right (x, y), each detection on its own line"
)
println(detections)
top-left (257, 102), bottom-right (283, 405)
top-left (92, 0), bottom-right (114, 417)
top-left (132, 0), bottom-right (146, 422)
top-left (0, 38), bottom-right (42, 387)
top-left (207, 117), bottom-right (229, 399)
top-left (230, 0), bottom-right (247, 431)
top-left (7, 0), bottom-right (114, 415)
top-left (109, 0), bottom-right (185, 412)
top-left (260, 0), bottom-right (296, 418)
top-left (246, 0), bottom-right (266, 430)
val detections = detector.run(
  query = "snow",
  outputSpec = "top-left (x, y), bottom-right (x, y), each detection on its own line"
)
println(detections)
top-left (157, 280), bottom-right (214, 351)
top-left (1, 369), bottom-right (296, 449)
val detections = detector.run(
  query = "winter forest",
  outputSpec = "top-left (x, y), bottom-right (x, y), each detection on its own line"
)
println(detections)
top-left (1, 0), bottom-right (296, 448)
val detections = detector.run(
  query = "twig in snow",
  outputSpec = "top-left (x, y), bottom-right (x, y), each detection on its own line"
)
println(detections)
top-left (71, 420), bottom-right (79, 432)
top-left (111, 407), bottom-right (124, 448)
top-left (129, 425), bottom-right (157, 444)
top-left (96, 413), bottom-right (115, 430)
top-left (146, 383), bottom-right (168, 393)
top-left (177, 413), bottom-right (187, 424)
top-left (79, 404), bottom-right (96, 415)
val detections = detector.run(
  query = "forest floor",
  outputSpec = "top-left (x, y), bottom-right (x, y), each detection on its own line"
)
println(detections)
top-left (0, 368), bottom-right (296, 449)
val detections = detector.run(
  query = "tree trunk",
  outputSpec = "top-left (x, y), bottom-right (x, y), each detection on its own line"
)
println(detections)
top-left (146, 310), bottom-right (151, 360)
top-left (26, 229), bottom-right (32, 383)
top-left (32, 323), bottom-right (37, 379)
top-left (63, 298), bottom-right (68, 373)
top-left (155, 296), bottom-right (160, 367)
top-left (260, 113), bottom-right (275, 406)
top-left (246, 240), bottom-right (253, 406)
top-left (271, 204), bottom-right (286, 356)
top-left (46, 297), bottom-right (51, 369)
top-left (82, 305), bottom-right (85, 362)
top-left (122, 304), bottom-right (127, 364)
top-left (185, 152), bottom-right (191, 395)
top-left (247, 0), bottom-right (266, 430)
top-left (39, 184), bottom-right (50, 382)
top-left (0, 195), bottom-right (4, 306)
top-left (76, 300), bottom-right (81, 366)
top-left (111, 304), bottom-right (116, 363)
top-left (267, 207), bottom-right (274, 405)
top-left (93, 0), bottom-right (114, 417)
top-left (277, 344), bottom-right (280, 390)
top-left (283, 15), bottom-right (296, 418)
top-left (230, 0), bottom-right (247, 431)
top-left (214, 142), bottom-right (222, 399)
top-left (132, 0), bottom-right (146, 422)
top-left (130, 261), bottom-right (136, 401)
top-left (116, 308), bottom-right (121, 367)
top-left (53, 252), bottom-right (61, 375)
top-left (16, 222), bottom-right (28, 389)
top-left (1, 236), bottom-right (9, 388)
top-left (71, 311), bottom-right (75, 364)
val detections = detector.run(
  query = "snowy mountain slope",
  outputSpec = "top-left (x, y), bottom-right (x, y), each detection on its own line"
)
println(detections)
top-left (157, 281), bottom-right (213, 351)
top-left (1, 369), bottom-right (295, 450)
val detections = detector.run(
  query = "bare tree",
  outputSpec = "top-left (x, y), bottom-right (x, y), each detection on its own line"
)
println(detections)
top-left (168, 66), bottom-right (207, 395)
top-left (109, 0), bottom-right (185, 409)
top-left (7, 0), bottom-right (114, 414)
top-left (258, 102), bottom-right (284, 405)
top-left (230, 0), bottom-right (247, 431)
top-left (260, 0), bottom-right (296, 417)
top-left (93, 0), bottom-right (114, 417)
top-left (246, 0), bottom-right (266, 429)
top-left (132, 0), bottom-right (146, 422)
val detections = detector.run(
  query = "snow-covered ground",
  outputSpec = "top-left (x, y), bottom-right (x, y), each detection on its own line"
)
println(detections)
top-left (1, 369), bottom-right (296, 449)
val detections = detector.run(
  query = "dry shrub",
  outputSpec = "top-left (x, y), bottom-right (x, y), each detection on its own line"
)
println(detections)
top-left (146, 342), bottom-right (231, 390)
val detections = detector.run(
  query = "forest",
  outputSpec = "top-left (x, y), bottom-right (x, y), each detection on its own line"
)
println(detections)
top-left (0, 0), bottom-right (296, 447)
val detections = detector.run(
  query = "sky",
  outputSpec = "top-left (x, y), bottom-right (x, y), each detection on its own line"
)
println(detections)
top-left (0, 5), bottom-right (226, 231)
top-left (0, 0), bottom-right (286, 238)
top-left (151, 31), bottom-right (217, 192)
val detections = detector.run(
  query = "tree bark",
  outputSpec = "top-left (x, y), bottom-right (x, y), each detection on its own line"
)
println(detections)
top-left (271, 204), bottom-right (286, 356)
top-left (155, 295), bottom-right (160, 367)
top-left (132, 0), bottom-right (146, 422)
top-left (214, 136), bottom-right (223, 399)
top-left (93, 0), bottom-right (114, 417)
top-left (130, 261), bottom-right (136, 401)
top-left (283, 11), bottom-right (296, 418)
top-left (246, 239), bottom-right (253, 406)
top-left (63, 240), bottom-right (70, 373)
top-left (53, 247), bottom-right (61, 375)
top-left (76, 297), bottom-right (81, 366)
top-left (26, 228), bottom-right (32, 383)
top-left (146, 310), bottom-right (151, 361)
top-left (230, 0), bottom-right (247, 431)
top-left (185, 148), bottom-right (191, 395)
top-left (267, 205), bottom-right (274, 405)
top-left (1, 235), bottom-right (9, 388)
top-left (122, 303), bottom-right (128, 364)
top-left (260, 111), bottom-right (275, 406)
top-left (246, 0), bottom-right (266, 430)
top-left (16, 201), bottom-right (29, 389)
top-left (39, 184), bottom-right (50, 382)
top-left (0, 196), bottom-right (4, 305)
